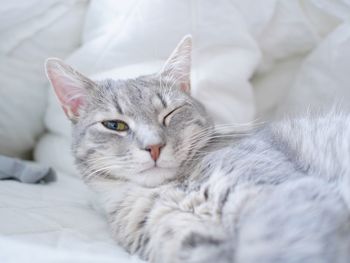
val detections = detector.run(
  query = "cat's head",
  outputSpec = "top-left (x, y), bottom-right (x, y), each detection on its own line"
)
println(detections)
top-left (45, 36), bottom-right (213, 187)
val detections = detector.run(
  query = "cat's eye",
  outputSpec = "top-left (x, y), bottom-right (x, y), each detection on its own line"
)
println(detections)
top-left (163, 106), bottom-right (182, 126)
top-left (102, 120), bottom-right (129, 132)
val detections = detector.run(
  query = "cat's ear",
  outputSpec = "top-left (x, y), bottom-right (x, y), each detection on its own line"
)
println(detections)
top-left (160, 35), bottom-right (192, 93)
top-left (45, 58), bottom-right (96, 122)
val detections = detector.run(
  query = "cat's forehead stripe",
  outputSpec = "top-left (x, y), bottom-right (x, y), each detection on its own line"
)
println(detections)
top-left (156, 92), bottom-right (167, 108)
top-left (114, 98), bottom-right (124, 114)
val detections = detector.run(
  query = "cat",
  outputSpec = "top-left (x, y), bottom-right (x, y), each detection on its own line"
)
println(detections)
top-left (45, 36), bottom-right (350, 263)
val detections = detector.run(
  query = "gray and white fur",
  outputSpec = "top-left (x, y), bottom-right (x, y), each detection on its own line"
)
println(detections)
top-left (45, 36), bottom-right (350, 263)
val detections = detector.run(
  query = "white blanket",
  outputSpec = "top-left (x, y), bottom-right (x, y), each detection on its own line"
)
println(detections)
top-left (0, 172), bottom-right (144, 263)
top-left (2, 0), bottom-right (350, 262)
top-left (0, 0), bottom-right (88, 158)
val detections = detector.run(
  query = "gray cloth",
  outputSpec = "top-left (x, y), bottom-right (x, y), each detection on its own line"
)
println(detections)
top-left (0, 155), bottom-right (56, 183)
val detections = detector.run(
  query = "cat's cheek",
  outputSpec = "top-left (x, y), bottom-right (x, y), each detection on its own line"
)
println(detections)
top-left (132, 148), bottom-right (155, 170)
top-left (157, 145), bottom-right (181, 169)
top-left (75, 140), bottom-right (100, 160)
top-left (176, 124), bottom-right (207, 159)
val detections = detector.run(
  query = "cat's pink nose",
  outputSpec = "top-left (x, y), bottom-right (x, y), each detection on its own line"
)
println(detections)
top-left (145, 144), bottom-right (164, 161)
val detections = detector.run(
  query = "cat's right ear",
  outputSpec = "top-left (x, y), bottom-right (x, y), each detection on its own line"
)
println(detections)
top-left (45, 58), bottom-right (96, 123)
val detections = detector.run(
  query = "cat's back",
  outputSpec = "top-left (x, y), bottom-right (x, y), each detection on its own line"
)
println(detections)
top-left (191, 112), bottom-right (350, 198)
top-left (269, 112), bottom-right (350, 183)
top-left (229, 113), bottom-right (350, 263)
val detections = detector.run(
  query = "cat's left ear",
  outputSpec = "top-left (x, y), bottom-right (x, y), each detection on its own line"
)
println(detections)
top-left (160, 35), bottom-right (192, 93)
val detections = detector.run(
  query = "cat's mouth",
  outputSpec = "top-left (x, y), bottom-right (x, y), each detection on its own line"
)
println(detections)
top-left (139, 162), bottom-right (177, 174)
top-left (121, 161), bottom-right (179, 186)
top-left (141, 166), bottom-right (168, 173)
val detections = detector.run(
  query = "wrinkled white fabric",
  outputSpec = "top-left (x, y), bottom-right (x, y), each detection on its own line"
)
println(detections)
top-left (276, 23), bottom-right (350, 116)
top-left (0, 0), bottom-right (88, 157)
top-left (0, 171), bottom-right (144, 263)
top-left (2, 0), bottom-right (350, 262)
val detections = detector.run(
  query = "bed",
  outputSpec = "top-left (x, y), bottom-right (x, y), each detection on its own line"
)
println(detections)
top-left (1, 0), bottom-right (350, 262)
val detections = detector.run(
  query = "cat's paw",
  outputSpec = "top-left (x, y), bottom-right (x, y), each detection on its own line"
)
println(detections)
top-left (178, 232), bottom-right (233, 263)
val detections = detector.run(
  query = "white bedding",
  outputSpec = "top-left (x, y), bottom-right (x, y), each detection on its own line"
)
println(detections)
top-left (2, 0), bottom-right (350, 262)
top-left (0, 0), bottom-right (88, 158)
top-left (0, 172), bottom-right (144, 263)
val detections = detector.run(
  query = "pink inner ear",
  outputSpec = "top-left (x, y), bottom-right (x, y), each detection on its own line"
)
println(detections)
top-left (62, 97), bottom-right (84, 117)
top-left (180, 82), bottom-right (190, 93)
top-left (70, 97), bottom-right (83, 114)
top-left (48, 71), bottom-right (86, 119)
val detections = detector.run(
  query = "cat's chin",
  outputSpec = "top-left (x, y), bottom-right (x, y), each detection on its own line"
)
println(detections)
top-left (132, 167), bottom-right (178, 187)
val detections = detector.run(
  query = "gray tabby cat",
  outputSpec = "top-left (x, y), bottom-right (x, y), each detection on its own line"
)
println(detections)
top-left (45, 36), bottom-right (350, 263)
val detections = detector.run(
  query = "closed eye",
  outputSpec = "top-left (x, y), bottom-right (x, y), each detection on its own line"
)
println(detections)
top-left (163, 106), bottom-right (183, 126)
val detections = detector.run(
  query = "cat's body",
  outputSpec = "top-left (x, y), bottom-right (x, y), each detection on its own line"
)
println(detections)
top-left (45, 36), bottom-right (350, 263)
top-left (84, 114), bottom-right (350, 263)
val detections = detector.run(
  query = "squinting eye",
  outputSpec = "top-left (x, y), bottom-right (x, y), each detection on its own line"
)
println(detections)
top-left (102, 120), bottom-right (129, 132)
top-left (163, 106), bottom-right (182, 126)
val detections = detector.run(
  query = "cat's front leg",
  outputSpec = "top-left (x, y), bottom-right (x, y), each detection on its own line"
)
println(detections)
top-left (91, 180), bottom-right (160, 258)
top-left (178, 231), bottom-right (233, 263)
top-left (92, 180), bottom-right (232, 263)
top-left (144, 189), bottom-right (232, 263)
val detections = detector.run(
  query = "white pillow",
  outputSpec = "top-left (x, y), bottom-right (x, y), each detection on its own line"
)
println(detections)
top-left (0, 0), bottom-right (88, 158)
top-left (276, 23), bottom-right (350, 116)
top-left (233, 0), bottom-right (350, 71)
top-left (244, 0), bottom-right (350, 120)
